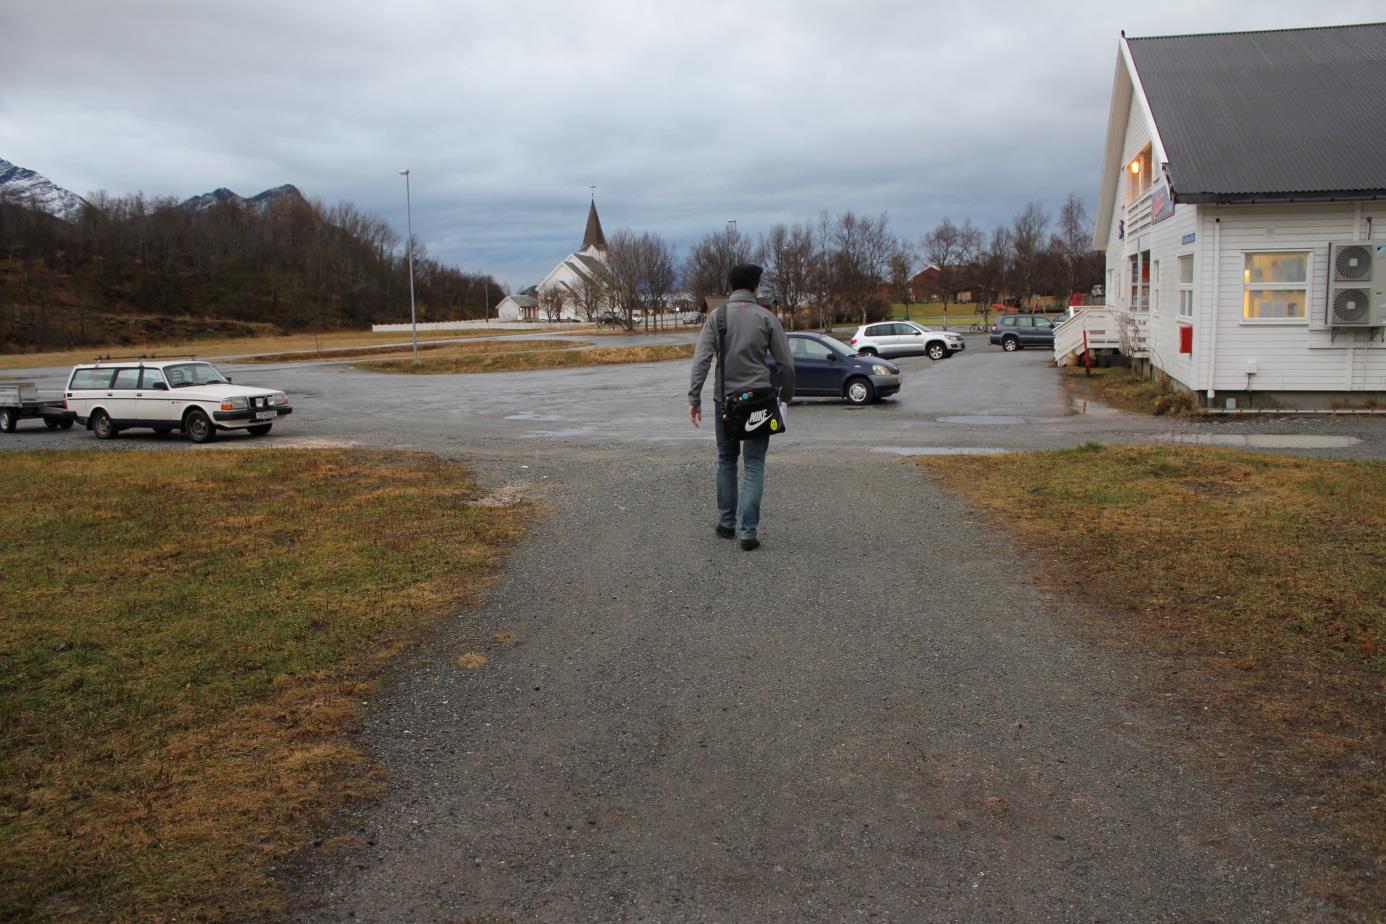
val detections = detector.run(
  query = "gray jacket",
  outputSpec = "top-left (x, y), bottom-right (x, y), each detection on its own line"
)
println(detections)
top-left (688, 290), bottom-right (795, 407)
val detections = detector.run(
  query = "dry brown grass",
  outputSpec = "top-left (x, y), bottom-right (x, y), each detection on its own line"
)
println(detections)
top-left (919, 444), bottom-right (1386, 907)
top-left (1061, 365), bottom-right (1199, 415)
top-left (0, 327), bottom-right (540, 371)
top-left (0, 449), bottom-right (532, 922)
top-left (235, 338), bottom-right (587, 365)
top-left (358, 342), bottom-right (695, 374)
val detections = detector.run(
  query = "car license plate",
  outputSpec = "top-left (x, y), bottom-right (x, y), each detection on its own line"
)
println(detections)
top-left (256, 410), bottom-right (275, 420)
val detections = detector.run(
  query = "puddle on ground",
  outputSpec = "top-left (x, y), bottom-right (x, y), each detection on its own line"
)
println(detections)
top-left (1161, 433), bottom-right (1361, 449)
top-left (936, 415), bottom-right (1032, 426)
top-left (504, 411), bottom-right (564, 421)
top-left (875, 446), bottom-right (1012, 455)
top-left (1071, 399), bottom-right (1124, 417)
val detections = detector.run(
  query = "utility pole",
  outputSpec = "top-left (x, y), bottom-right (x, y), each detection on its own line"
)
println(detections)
top-left (399, 169), bottom-right (418, 363)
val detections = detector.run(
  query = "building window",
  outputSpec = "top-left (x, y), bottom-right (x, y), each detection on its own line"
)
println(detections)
top-left (1151, 259), bottom-right (1161, 314)
top-left (1128, 251), bottom-right (1150, 311)
top-left (1178, 255), bottom-right (1194, 319)
top-left (1243, 251), bottom-right (1309, 321)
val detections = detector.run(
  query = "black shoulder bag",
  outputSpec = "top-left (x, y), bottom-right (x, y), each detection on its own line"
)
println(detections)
top-left (715, 306), bottom-right (786, 441)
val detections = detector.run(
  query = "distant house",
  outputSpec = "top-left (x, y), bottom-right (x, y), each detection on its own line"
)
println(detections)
top-left (1074, 22), bottom-right (1386, 408)
top-left (495, 290), bottom-right (539, 322)
top-left (910, 265), bottom-right (941, 302)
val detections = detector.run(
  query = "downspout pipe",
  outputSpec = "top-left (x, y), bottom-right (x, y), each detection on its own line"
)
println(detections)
top-left (1206, 217), bottom-right (1221, 407)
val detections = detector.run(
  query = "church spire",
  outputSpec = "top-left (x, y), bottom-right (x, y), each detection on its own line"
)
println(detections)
top-left (581, 196), bottom-right (607, 253)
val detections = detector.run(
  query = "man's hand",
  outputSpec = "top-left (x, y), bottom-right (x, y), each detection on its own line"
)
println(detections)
top-left (689, 404), bottom-right (701, 428)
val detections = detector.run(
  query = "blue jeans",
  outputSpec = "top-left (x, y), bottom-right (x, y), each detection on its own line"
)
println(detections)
top-left (714, 403), bottom-right (770, 540)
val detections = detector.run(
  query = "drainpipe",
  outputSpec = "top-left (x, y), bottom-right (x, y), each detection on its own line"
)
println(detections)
top-left (1205, 217), bottom-right (1221, 408)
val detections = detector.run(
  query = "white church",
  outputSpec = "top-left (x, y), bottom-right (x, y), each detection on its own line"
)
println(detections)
top-left (496, 200), bottom-right (611, 322)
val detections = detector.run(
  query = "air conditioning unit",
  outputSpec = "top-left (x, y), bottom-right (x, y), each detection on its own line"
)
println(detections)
top-left (1326, 241), bottom-right (1386, 327)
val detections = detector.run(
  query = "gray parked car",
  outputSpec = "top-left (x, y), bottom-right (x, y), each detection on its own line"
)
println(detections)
top-left (989, 314), bottom-right (1056, 351)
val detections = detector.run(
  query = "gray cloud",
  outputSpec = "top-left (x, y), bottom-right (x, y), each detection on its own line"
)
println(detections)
top-left (4, 0), bottom-right (1382, 289)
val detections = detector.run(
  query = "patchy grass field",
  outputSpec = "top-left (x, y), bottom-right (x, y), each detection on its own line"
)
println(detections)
top-left (0, 450), bottom-right (531, 922)
top-left (236, 338), bottom-right (587, 365)
top-left (0, 327), bottom-right (540, 371)
top-left (1061, 365), bottom-right (1198, 415)
top-left (358, 342), bottom-right (695, 374)
top-left (919, 444), bottom-right (1386, 888)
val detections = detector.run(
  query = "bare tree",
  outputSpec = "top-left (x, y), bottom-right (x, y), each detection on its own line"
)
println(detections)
top-left (562, 265), bottom-right (611, 322)
top-left (976, 226), bottom-right (1013, 324)
top-left (832, 211), bottom-right (896, 325)
top-left (1056, 193), bottom-right (1092, 304)
top-left (682, 224), bottom-right (755, 302)
top-left (1011, 202), bottom-right (1049, 305)
top-left (921, 218), bottom-right (983, 325)
top-left (606, 229), bottom-right (678, 331)
top-left (887, 245), bottom-right (913, 311)
top-left (538, 284), bottom-right (568, 322)
top-left (761, 222), bottom-right (814, 329)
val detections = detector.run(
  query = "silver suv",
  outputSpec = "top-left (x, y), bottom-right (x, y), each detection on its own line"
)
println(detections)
top-left (849, 321), bottom-right (964, 360)
top-left (65, 359), bottom-right (292, 443)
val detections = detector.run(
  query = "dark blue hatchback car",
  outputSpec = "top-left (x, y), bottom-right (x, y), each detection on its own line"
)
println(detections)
top-left (783, 332), bottom-right (901, 404)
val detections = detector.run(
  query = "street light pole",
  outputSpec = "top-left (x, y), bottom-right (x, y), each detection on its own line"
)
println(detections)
top-left (400, 168), bottom-right (418, 363)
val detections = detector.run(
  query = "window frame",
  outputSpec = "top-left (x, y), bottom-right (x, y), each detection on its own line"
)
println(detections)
top-left (1241, 249), bottom-right (1311, 325)
top-left (1177, 254), bottom-right (1195, 320)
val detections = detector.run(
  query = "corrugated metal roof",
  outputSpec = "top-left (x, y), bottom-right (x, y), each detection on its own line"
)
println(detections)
top-left (1127, 22), bottom-right (1386, 203)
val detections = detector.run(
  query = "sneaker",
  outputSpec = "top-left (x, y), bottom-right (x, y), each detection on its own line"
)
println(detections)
top-left (740, 537), bottom-right (760, 551)
top-left (715, 525), bottom-right (735, 539)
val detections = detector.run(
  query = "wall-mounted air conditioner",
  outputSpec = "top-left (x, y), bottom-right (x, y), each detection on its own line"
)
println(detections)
top-left (1326, 241), bottom-right (1386, 327)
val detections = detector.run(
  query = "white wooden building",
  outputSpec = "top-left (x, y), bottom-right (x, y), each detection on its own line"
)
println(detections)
top-left (1064, 23), bottom-right (1386, 409)
top-left (498, 200), bottom-right (613, 323)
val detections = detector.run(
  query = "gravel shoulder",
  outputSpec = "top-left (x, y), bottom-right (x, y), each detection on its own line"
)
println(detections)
top-left (290, 440), bottom-right (1364, 922)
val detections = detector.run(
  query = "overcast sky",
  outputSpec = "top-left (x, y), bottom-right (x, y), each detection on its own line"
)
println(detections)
top-left (3, 0), bottom-right (1382, 289)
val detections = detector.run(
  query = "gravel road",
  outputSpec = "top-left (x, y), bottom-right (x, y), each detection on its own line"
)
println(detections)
top-left (3, 340), bottom-right (1381, 920)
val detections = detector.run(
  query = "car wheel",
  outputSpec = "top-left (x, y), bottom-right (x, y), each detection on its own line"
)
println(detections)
top-left (926, 342), bottom-right (946, 360)
top-left (248, 424), bottom-right (272, 436)
top-left (845, 377), bottom-right (875, 405)
top-left (858, 347), bottom-right (878, 356)
top-left (185, 409), bottom-right (216, 443)
top-left (0, 409), bottom-right (16, 433)
top-left (1002, 336), bottom-right (1020, 352)
top-left (91, 410), bottom-right (117, 439)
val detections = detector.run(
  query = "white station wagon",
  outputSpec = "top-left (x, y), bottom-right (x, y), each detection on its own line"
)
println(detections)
top-left (65, 359), bottom-right (292, 443)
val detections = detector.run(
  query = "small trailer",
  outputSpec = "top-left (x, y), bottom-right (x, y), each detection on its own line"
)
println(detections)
top-left (0, 381), bottom-right (76, 433)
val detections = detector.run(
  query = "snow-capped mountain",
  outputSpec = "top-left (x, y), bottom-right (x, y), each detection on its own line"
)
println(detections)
top-left (180, 183), bottom-right (303, 212)
top-left (0, 158), bottom-right (88, 220)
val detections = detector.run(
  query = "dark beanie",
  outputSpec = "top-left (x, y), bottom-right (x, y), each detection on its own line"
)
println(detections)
top-left (728, 263), bottom-right (763, 292)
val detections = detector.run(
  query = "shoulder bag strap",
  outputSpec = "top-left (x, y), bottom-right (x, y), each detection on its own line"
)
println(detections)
top-left (715, 306), bottom-right (727, 403)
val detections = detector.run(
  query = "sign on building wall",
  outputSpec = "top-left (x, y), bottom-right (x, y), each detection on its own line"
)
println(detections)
top-left (1151, 184), bottom-right (1175, 224)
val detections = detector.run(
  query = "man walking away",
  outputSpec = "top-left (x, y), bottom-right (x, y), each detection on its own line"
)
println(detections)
top-left (688, 264), bottom-right (795, 551)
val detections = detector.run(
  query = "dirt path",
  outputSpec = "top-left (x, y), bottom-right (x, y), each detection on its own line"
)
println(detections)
top-left (291, 443), bottom-right (1362, 922)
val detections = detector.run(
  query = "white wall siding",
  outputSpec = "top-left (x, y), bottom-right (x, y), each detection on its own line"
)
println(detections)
top-left (1139, 204), bottom-right (1199, 389)
top-left (1202, 203), bottom-right (1386, 394)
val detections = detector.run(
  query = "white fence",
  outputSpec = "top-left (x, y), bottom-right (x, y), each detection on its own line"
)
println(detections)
top-left (1053, 307), bottom-right (1123, 364)
top-left (370, 320), bottom-right (547, 333)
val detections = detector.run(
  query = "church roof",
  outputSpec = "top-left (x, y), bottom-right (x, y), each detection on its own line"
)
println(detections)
top-left (581, 199), bottom-right (607, 252)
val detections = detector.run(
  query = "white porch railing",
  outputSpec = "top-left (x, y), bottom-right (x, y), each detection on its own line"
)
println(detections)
top-left (1126, 190), bottom-right (1154, 239)
top-left (1053, 307), bottom-right (1123, 365)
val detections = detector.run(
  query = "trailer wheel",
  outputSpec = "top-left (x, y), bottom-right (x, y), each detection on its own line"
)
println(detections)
top-left (0, 408), bottom-right (15, 433)
top-left (59, 418), bottom-right (74, 430)
top-left (44, 417), bottom-right (60, 430)
top-left (248, 424), bottom-right (272, 436)
top-left (91, 410), bottom-right (117, 440)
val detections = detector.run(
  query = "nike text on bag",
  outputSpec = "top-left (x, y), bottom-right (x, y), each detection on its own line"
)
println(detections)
top-left (722, 387), bottom-right (785, 441)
